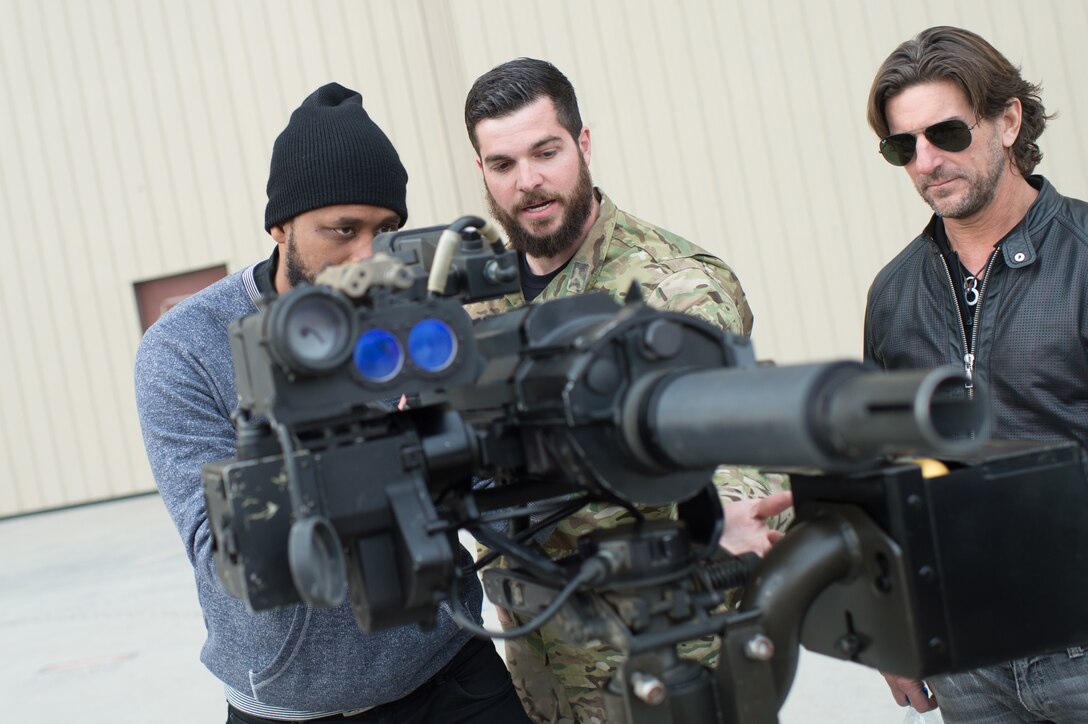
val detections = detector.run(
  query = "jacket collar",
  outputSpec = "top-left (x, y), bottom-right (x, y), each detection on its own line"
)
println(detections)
top-left (1000, 175), bottom-right (1054, 269)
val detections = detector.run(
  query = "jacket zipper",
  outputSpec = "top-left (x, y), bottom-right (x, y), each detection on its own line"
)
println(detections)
top-left (941, 246), bottom-right (1000, 397)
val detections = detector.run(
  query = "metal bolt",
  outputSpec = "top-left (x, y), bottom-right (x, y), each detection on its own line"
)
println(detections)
top-left (745, 634), bottom-right (775, 661)
top-left (630, 671), bottom-right (666, 705)
top-left (834, 633), bottom-right (862, 657)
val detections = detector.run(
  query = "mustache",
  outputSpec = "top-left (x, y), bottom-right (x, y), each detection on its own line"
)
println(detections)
top-left (919, 167), bottom-right (959, 185)
top-left (518, 192), bottom-right (556, 211)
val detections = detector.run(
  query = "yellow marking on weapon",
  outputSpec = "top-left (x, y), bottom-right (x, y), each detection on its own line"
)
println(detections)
top-left (910, 458), bottom-right (950, 478)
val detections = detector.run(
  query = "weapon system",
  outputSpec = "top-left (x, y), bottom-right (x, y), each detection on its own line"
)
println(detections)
top-left (202, 217), bottom-right (1088, 723)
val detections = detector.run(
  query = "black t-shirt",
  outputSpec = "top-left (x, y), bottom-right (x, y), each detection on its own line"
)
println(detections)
top-left (932, 220), bottom-right (993, 335)
top-left (519, 252), bottom-right (570, 302)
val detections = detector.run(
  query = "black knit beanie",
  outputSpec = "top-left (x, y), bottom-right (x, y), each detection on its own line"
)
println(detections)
top-left (265, 82), bottom-right (408, 231)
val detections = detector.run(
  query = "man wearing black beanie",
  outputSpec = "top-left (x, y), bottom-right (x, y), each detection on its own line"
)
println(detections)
top-left (135, 83), bottom-right (531, 723)
top-left (264, 82), bottom-right (408, 293)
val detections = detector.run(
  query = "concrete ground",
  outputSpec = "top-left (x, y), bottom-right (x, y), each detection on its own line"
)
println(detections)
top-left (0, 494), bottom-right (937, 723)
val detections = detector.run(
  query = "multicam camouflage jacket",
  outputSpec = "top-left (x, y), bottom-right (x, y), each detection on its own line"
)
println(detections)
top-left (467, 190), bottom-right (789, 720)
top-left (467, 190), bottom-right (754, 336)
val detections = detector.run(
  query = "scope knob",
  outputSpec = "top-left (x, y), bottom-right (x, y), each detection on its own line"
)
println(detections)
top-left (586, 358), bottom-right (621, 395)
top-left (484, 258), bottom-right (518, 284)
top-left (640, 319), bottom-right (683, 360)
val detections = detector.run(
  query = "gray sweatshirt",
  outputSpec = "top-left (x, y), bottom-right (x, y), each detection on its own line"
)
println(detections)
top-left (134, 262), bottom-right (480, 717)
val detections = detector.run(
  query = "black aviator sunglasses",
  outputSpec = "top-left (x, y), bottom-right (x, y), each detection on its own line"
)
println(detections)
top-left (879, 119), bottom-right (981, 166)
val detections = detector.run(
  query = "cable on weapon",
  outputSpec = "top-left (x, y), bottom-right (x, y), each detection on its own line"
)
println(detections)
top-left (447, 552), bottom-right (612, 640)
top-left (467, 497), bottom-right (589, 572)
top-left (426, 215), bottom-right (505, 297)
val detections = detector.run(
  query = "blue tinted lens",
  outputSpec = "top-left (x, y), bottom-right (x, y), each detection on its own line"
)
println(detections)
top-left (353, 329), bottom-right (403, 382)
top-left (408, 319), bottom-right (457, 373)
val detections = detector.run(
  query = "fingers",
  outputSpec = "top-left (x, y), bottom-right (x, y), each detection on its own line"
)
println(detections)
top-left (753, 490), bottom-right (793, 518)
top-left (882, 672), bottom-right (913, 706)
top-left (719, 495), bottom-right (793, 556)
top-left (719, 514), bottom-right (781, 557)
top-left (881, 672), bottom-right (938, 711)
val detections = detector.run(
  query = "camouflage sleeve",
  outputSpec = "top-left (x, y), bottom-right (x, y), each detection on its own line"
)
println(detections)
top-left (464, 293), bottom-right (521, 320)
top-left (648, 263), bottom-right (754, 337)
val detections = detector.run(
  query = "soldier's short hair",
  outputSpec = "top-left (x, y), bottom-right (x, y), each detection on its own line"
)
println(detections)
top-left (867, 25), bottom-right (1051, 177)
top-left (465, 57), bottom-right (583, 153)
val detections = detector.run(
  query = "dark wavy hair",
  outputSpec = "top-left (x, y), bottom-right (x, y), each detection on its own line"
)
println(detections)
top-left (465, 57), bottom-right (583, 154)
top-left (867, 26), bottom-right (1053, 176)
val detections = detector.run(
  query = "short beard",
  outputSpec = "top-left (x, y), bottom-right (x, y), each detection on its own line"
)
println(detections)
top-left (284, 226), bottom-right (315, 288)
top-left (918, 131), bottom-right (1006, 219)
top-left (487, 157), bottom-right (595, 259)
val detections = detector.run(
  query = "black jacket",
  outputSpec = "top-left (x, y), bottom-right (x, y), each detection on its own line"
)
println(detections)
top-left (864, 176), bottom-right (1088, 448)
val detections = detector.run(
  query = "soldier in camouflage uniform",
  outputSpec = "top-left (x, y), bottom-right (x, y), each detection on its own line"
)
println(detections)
top-left (464, 57), bottom-right (792, 723)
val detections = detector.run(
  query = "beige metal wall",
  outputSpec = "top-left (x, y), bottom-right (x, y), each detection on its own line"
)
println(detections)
top-left (3, 0), bottom-right (1086, 515)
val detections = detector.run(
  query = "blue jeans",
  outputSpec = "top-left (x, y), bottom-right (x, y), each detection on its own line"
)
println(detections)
top-left (929, 648), bottom-right (1088, 723)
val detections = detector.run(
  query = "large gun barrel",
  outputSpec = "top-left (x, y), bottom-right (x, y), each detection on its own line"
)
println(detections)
top-left (628, 362), bottom-right (987, 472)
top-left (459, 293), bottom-right (989, 507)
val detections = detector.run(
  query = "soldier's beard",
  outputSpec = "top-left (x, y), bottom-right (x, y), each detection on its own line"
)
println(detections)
top-left (487, 158), bottom-right (595, 260)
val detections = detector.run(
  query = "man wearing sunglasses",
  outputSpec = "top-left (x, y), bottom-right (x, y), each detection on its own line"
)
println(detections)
top-left (864, 26), bottom-right (1088, 724)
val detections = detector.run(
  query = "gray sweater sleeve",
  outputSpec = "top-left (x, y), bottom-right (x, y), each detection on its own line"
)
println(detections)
top-left (134, 281), bottom-right (243, 588)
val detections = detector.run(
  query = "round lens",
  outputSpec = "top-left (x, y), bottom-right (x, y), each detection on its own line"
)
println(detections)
top-left (269, 287), bottom-right (355, 374)
top-left (353, 329), bottom-right (404, 382)
top-left (283, 297), bottom-right (351, 369)
top-left (408, 319), bottom-right (458, 373)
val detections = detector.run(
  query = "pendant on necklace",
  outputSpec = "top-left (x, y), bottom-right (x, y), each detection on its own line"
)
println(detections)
top-left (963, 275), bottom-right (979, 307)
